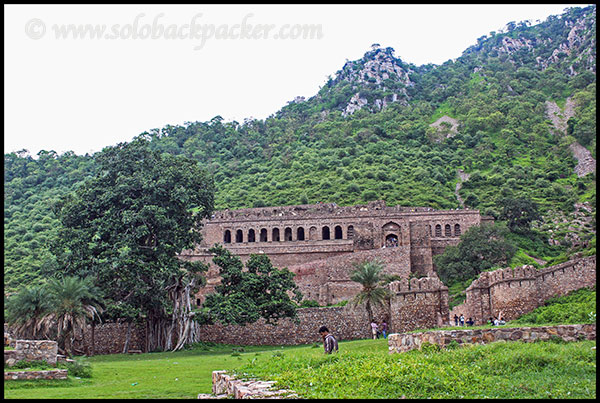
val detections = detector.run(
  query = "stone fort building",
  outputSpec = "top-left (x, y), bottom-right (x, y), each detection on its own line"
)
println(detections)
top-left (181, 200), bottom-right (493, 305)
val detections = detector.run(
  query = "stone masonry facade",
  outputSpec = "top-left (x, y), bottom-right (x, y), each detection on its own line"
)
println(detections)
top-left (450, 255), bottom-right (596, 325)
top-left (180, 200), bottom-right (491, 305)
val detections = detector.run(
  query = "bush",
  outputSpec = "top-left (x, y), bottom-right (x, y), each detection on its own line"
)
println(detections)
top-left (64, 358), bottom-right (93, 378)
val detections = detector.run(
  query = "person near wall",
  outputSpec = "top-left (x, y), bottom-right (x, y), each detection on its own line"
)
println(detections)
top-left (370, 321), bottom-right (379, 339)
top-left (454, 314), bottom-right (459, 326)
top-left (459, 314), bottom-right (465, 327)
top-left (318, 326), bottom-right (338, 354)
top-left (466, 317), bottom-right (474, 326)
top-left (380, 320), bottom-right (388, 339)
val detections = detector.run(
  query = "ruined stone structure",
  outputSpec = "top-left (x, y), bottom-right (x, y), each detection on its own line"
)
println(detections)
top-left (450, 255), bottom-right (596, 325)
top-left (180, 200), bottom-right (491, 305)
top-left (388, 323), bottom-right (597, 354)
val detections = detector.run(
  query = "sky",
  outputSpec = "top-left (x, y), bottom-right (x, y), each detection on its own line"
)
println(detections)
top-left (4, 4), bottom-right (587, 156)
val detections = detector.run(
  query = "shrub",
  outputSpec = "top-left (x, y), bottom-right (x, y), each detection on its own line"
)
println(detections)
top-left (64, 358), bottom-right (93, 378)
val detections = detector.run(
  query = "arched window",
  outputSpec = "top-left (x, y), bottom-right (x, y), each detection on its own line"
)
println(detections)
top-left (248, 229), bottom-right (255, 242)
top-left (445, 224), bottom-right (451, 237)
top-left (322, 226), bottom-right (331, 240)
top-left (347, 225), bottom-right (354, 239)
top-left (260, 228), bottom-right (268, 242)
top-left (297, 227), bottom-right (305, 241)
top-left (236, 229), bottom-right (243, 243)
top-left (284, 227), bottom-right (293, 241)
top-left (334, 225), bottom-right (343, 239)
top-left (454, 224), bottom-right (461, 236)
top-left (224, 230), bottom-right (231, 244)
top-left (435, 224), bottom-right (442, 237)
top-left (309, 226), bottom-right (317, 240)
top-left (272, 228), bottom-right (280, 242)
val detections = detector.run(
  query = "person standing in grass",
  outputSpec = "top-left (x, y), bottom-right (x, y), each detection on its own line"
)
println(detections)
top-left (370, 320), bottom-right (379, 339)
top-left (380, 320), bottom-right (388, 339)
top-left (319, 326), bottom-right (338, 354)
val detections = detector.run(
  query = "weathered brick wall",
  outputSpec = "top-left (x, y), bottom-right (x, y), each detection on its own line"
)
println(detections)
top-left (196, 304), bottom-right (388, 346)
top-left (388, 324), bottom-right (596, 353)
top-left (73, 322), bottom-right (146, 355)
top-left (4, 340), bottom-right (58, 366)
top-left (287, 246), bottom-right (412, 305)
top-left (182, 201), bottom-right (484, 305)
top-left (450, 256), bottom-right (596, 325)
top-left (388, 276), bottom-right (449, 333)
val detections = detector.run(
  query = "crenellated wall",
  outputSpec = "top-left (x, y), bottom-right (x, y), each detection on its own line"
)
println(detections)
top-left (388, 276), bottom-right (449, 333)
top-left (450, 256), bottom-right (596, 325)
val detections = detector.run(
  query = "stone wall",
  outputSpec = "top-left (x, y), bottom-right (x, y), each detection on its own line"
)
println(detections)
top-left (388, 276), bottom-right (449, 333)
top-left (4, 369), bottom-right (68, 381)
top-left (4, 340), bottom-right (58, 367)
top-left (207, 370), bottom-right (297, 399)
top-left (182, 200), bottom-right (485, 305)
top-left (73, 322), bottom-right (146, 355)
top-left (450, 256), bottom-right (596, 325)
top-left (196, 304), bottom-right (388, 346)
top-left (388, 324), bottom-right (596, 353)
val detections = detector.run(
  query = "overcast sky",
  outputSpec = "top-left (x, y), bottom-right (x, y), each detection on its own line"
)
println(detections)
top-left (4, 4), bottom-right (585, 156)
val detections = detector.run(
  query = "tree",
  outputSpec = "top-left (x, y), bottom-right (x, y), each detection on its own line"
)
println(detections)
top-left (51, 137), bottom-right (215, 351)
top-left (200, 245), bottom-right (302, 326)
top-left (434, 223), bottom-right (517, 284)
top-left (39, 276), bottom-right (104, 356)
top-left (349, 260), bottom-right (390, 323)
top-left (498, 197), bottom-right (541, 233)
top-left (5, 285), bottom-right (55, 340)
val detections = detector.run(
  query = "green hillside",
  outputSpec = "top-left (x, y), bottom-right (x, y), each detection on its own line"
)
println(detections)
top-left (4, 5), bottom-right (596, 293)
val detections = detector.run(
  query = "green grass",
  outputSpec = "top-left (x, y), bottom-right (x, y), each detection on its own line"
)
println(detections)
top-left (4, 337), bottom-right (596, 399)
top-left (234, 339), bottom-right (596, 399)
top-left (3, 343), bottom-right (308, 399)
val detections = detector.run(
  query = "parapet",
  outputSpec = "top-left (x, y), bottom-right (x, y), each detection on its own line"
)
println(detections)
top-left (207, 200), bottom-right (475, 222)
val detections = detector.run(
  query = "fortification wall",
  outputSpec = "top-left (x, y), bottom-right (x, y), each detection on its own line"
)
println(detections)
top-left (196, 304), bottom-right (388, 346)
top-left (450, 256), bottom-right (596, 324)
top-left (388, 276), bottom-right (449, 333)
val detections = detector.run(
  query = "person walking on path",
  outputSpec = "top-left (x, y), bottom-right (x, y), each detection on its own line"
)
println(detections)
top-left (370, 320), bottom-right (379, 339)
top-left (380, 320), bottom-right (388, 339)
top-left (459, 314), bottom-right (465, 327)
top-left (319, 326), bottom-right (338, 354)
top-left (454, 314), bottom-right (459, 326)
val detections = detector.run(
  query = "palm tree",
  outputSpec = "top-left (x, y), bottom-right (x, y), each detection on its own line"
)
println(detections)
top-left (5, 285), bottom-right (54, 340)
top-left (349, 260), bottom-right (390, 324)
top-left (40, 276), bottom-right (104, 356)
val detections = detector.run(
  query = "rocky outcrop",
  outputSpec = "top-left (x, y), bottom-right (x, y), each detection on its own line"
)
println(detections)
top-left (545, 98), bottom-right (596, 177)
top-left (337, 44), bottom-right (414, 116)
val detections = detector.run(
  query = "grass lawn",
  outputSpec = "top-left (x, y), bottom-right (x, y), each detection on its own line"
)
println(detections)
top-left (4, 337), bottom-right (596, 399)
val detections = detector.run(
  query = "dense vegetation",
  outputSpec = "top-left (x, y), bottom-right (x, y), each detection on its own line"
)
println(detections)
top-left (4, 5), bottom-right (596, 293)
top-left (512, 286), bottom-right (596, 325)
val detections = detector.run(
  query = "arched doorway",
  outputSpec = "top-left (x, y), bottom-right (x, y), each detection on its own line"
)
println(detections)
top-left (385, 234), bottom-right (398, 247)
